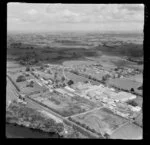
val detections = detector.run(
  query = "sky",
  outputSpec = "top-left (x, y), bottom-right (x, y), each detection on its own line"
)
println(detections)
top-left (7, 3), bottom-right (144, 32)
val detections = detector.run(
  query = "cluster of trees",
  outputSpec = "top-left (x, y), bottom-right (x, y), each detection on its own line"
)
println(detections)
top-left (26, 81), bottom-right (34, 87)
top-left (72, 123), bottom-right (99, 138)
top-left (127, 100), bottom-right (138, 107)
top-left (26, 66), bottom-right (30, 71)
top-left (49, 97), bottom-right (61, 105)
top-left (16, 75), bottom-right (26, 82)
top-left (53, 71), bottom-right (74, 88)
top-left (101, 74), bottom-right (111, 82)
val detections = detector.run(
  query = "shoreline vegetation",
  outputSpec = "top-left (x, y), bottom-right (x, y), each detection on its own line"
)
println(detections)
top-left (6, 123), bottom-right (60, 138)
top-left (6, 100), bottom-right (79, 138)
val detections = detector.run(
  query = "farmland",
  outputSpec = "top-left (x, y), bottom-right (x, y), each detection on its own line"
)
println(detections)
top-left (30, 91), bottom-right (99, 117)
top-left (6, 31), bottom-right (143, 139)
top-left (107, 78), bottom-right (142, 96)
top-left (65, 71), bottom-right (100, 85)
top-left (7, 71), bottom-right (47, 95)
top-left (71, 107), bottom-right (128, 135)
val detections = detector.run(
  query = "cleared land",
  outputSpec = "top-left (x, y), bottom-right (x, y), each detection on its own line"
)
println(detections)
top-left (30, 91), bottom-right (99, 117)
top-left (71, 107), bottom-right (128, 135)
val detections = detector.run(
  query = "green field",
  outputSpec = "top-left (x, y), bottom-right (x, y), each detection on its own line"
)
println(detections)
top-left (107, 78), bottom-right (142, 95)
top-left (71, 107), bottom-right (128, 135)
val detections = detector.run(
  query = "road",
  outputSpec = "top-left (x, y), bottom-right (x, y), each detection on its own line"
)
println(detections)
top-left (6, 76), bottom-right (19, 101)
top-left (67, 106), bottom-right (104, 118)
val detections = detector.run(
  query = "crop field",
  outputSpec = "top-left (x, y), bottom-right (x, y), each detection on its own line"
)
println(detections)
top-left (71, 107), bottom-right (128, 135)
top-left (7, 61), bottom-right (26, 72)
top-left (7, 61), bottom-right (22, 69)
top-left (30, 91), bottom-right (98, 117)
top-left (107, 78), bottom-right (142, 95)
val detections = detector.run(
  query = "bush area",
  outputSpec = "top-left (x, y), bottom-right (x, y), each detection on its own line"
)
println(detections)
top-left (127, 100), bottom-right (138, 107)
top-left (16, 75), bottom-right (26, 82)
top-left (6, 101), bottom-right (64, 134)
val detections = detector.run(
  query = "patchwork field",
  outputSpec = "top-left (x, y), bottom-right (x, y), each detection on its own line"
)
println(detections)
top-left (30, 91), bottom-right (99, 117)
top-left (71, 107), bottom-right (128, 135)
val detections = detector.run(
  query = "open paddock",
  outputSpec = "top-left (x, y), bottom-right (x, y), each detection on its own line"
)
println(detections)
top-left (65, 72), bottom-right (100, 85)
top-left (30, 91), bottom-right (97, 117)
top-left (107, 78), bottom-right (142, 96)
top-left (8, 72), bottom-right (46, 95)
top-left (71, 107), bottom-right (128, 135)
top-left (110, 123), bottom-right (142, 139)
top-left (126, 74), bottom-right (143, 83)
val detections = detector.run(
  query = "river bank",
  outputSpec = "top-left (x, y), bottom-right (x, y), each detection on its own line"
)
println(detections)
top-left (6, 123), bottom-right (60, 138)
top-left (6, 100), bottom-right (80, 138)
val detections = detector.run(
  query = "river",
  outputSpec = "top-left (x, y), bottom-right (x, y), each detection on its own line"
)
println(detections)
top-left (6, 123), bottom-right (61, 138)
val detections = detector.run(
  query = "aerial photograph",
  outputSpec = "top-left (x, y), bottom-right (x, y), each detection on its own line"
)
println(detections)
top-left (6, 3), bottom-right (143, 139)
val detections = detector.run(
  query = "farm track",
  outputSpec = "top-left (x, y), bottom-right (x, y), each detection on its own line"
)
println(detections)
top-left (66, 106), bottom-right (104, 118)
